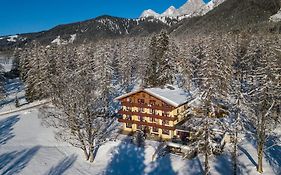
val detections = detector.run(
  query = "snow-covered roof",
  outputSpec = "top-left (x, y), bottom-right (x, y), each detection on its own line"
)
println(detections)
top-left (115, 85), bottom-right (192, 107)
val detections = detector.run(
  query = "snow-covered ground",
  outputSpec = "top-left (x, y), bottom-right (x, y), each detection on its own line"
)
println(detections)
top-left (0, 78), bottom-right (280, 175)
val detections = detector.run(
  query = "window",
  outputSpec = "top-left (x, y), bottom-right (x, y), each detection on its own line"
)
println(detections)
top-left (163, 120), bottom-right (169, 125)
top-left (152, 127), bottom-right (158, 133)
top-left (162, 129), bottom-right (169, 135)
top-left (137, 116), bottom-right (143, 121)
top-left (125, 115), bottom-right (132, 120)
top-left (138, 107), bottom-right (144, 113)
top-left (126, 123), bottom-right (132, 128)
top-left (163, 111), bottom-right (169, 117)
top-left (149, 117), bottom-right (157, 123)
top-left (150, 108), bottom-right (156, 114)
top-left (149, 100), bottom-right (156, 106)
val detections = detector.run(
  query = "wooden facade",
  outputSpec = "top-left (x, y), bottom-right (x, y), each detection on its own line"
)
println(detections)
top-left (117, 91), bottom-right (188, 140)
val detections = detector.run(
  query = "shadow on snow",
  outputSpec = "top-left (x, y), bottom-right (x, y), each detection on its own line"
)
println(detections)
top-left (46, 154), bottom-right (77, 175)
top-left (147, 154), bottom-right (177, 175)
top-left (0, 115), bottom-right (20, 145)
top-left (3, 78), bottom-right (24, 96)
top-left (238, 145), bottom-right (257, 168)
top-left (0, 146), bottom-right (40, 175)
top-left (104, 138), bottom-right (145, 175)
top-left (213, 153), bottom-right (233, 175)
top-left (264, 135), bottom-right (281, 174)
top-left (104, 138), bottom-right (178, 175)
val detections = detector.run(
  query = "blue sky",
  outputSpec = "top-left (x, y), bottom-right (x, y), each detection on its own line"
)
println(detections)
top-left (0, 0), bottom-right (211, 36)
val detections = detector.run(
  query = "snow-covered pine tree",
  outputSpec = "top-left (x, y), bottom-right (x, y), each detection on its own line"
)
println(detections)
top-left (182, 35), bottom-right (234, 175)
top-left (94, 40), bottom-right (116, 116)
top-left (160, 37), bottom-right (179, 85)
top-left (11, 47), bottom-right (21, 76)
top-left (144, 31), bottom-right (170, 87)
top-left (135, 37), bottom-right (150, 88)
top-left (117, 38), bottom-right (139, 92)
top-left (242, 35), bottom-right (281, 173)
top-left (229, 33), bottom-right (250, 175)
top-left (22, 42), bottom-right (51, 101)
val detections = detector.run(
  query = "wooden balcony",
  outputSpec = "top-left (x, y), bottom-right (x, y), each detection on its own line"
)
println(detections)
top-left (118, 110), bottom-right (177, 121)
top-left (118, 118), bottom-right (175, 131)
top-left (121, 102), bottom-right (174, 111)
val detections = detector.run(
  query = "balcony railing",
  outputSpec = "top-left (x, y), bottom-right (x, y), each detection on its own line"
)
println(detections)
top-left (121, 102), bottom-right (174, 111)
top-left (118, 118), bottom-right (175, 131)
top-left (118, 110), bottom-right (177, 121)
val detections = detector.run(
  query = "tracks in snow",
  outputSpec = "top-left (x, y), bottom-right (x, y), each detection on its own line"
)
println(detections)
top-left (0, 100), bottom-right (51, 117)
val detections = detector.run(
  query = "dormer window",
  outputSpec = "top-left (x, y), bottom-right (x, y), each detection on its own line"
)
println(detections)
top-left (149, 100), bottom-right (156, 106)
top-left (138, 99), bottom-right (144, 104)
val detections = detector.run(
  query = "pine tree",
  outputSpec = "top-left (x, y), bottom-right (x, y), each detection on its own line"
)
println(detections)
top-left (229, 34), bottom-right (248, 175)
top-left (144, 31), bottom-right (171, 87)
top-left (242, 35), bottom-right (281, 173)
top-left (182, 35), bottom-right (234, 175)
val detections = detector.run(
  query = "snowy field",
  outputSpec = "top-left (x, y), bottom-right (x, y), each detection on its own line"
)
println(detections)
top-left (0, 78), bottom-right (280, 175)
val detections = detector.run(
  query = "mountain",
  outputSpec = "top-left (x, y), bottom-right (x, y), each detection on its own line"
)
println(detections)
top-left (188, 0), bottom-right (226, 17)
top-left (171, 0), bottom-right (281, 36)
top-left (1, 0), bottom-right (280, 55)
top-left (0, 15), bottom-right (170, 52)
top-left (178, 0), bottom-right (205, 16)
top-left (140, 9), bottom-right (160, 18)
top-left (140, 0), bottom-right (226, 20)
top-left (162, 6), bottom-right (180, 17)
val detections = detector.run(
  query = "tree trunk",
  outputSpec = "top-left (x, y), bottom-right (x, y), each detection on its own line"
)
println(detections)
top-left (89, 147), bottom-right (94, 163)
top-left (257, 114), bottom-right (265, 173)
top-left (257, 142), bottom-right (263, 173)
top-left (233, 129), bottom-right (238, 175)
top-left (78, 133), bottom-right (89, 161)
top-left (89, 139), bottom-right (96, 163)
top-left (204, 148), bottom-right (209, 175)
top-left (204, 118), bottom-right (210, 175)
top-left (83, 148), bottom-right (90, 161)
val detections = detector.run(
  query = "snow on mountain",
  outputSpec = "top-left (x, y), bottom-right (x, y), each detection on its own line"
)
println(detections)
top-left (69, 34), bottom-right (77, 43)
top-left (270, 9), bottom-right (281, 22)
top-left (52, 35), bottom-right (78, 45)
top-left (161, 6), bottom-right (180, 17)
top-left (140, 9), bottom-right (159, 18)
top-left (140, 0), bottom-right (226, 22)
top-left (7, 35), bottom-right (18, 42)
top-left (0, 34), bottom-right (27, 43)
top-left (178, 0), bottom-right (205, 16)
top-left (51, 36), bottom-right (62, 45)
top-left (188, 0), bottom-right (226, 17)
